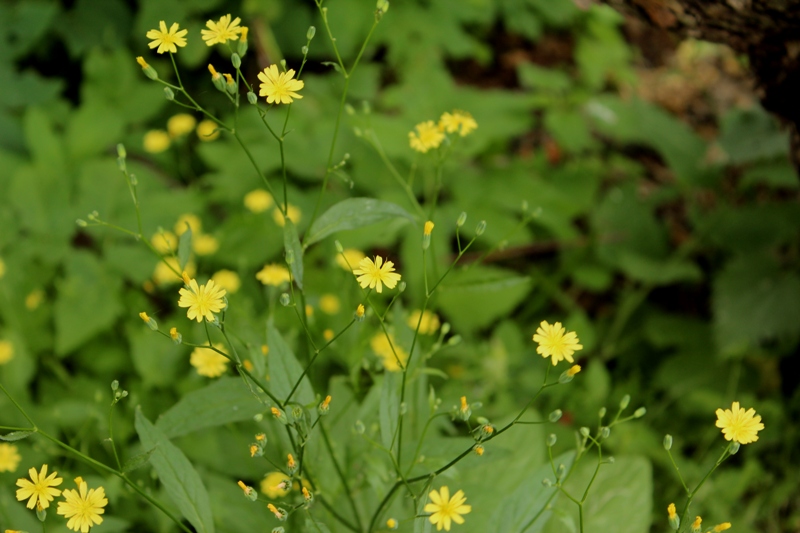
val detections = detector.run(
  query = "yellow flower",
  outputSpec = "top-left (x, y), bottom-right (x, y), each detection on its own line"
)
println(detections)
top-left (424, 220), bottom-right (435, 236)
top-left (424, 486), bottom-right (471, 531)
top-left (256, 264), bottom-right (291, 286)
top-left (387, 518), bottom-right (398, 529)
top-left (260, 472), bottom-right (291, 499)
top-left (211, 270), bottom-right (241, 294)
top-left (15, 465), bottom-right (63, 509)
top-left (0, 257), bottom-right (5, 278)
top-left (240, 27), bottom-right (249, 42)
top-left (370, 332), bottom-right (408, 372)
top-left (190, 343), bottom-right (228, 378)
top-left (192, 234), bottom-right (219, 256)
top-left (0, 443), bottom-right (21, 472)
top-left (408, 310), bottom-right (440, 335)
top-left (667, 503), bottom-right (677, 519)
top-left (257, 64), bottom-right (304, 104)
top-left (57, 477), bottom-right (107, 532)
top-left (356, 304), bottom-right (365, 318)
top-left (532, 320), bottom-right (583, 366)
top-left (175, 214), bottom-right (202, 236)
top-left (439, 110), bottom-right (478, 137)
top-left (691, 517), bottom-right (702, 532)
top-left (143, 130), bottom-right (170, 153)
top-left (153, 257), bottom-right (195, 286)
top-left (319, 294), bottom-right (341, 315)
top-left (178, 278), bottom-right (227, 322)
top-left (409, 120), bottom-right (445, 153)
top-left (353, 256), bottom-right (402, 293)
top-left (146, 21), bottom-right (188, 54)
top-left (272, 204), bottom-right (302, 227)
top-left (169, 327), bottom-right (181, 342)
top-left (336, 248), bottom-right (366, 271)
top-left (196, 119), bottom-right (220, 141)
top-left (715, 402), bottom-right (764, 444)
top-left (151, 230), bottom-right (177, 254)
top-left (567, 364), bottom-right (581, 376)
top-left (323, 329), bottom-right (334, 341)
top-left (713, 524), bottom-right (732, 532)
top-left (244, 189), bottom-right (274, 213)
top-left (136, 56), bottom-right (149, 69)
top-left (0, 340), bottom-right (14, 365)
top-left (201, 14), bottom-right (242, 46)
top-left (167, 114), bottom-right (197, 138)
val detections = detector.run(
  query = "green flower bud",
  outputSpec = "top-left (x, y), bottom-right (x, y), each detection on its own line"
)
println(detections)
top-left (231, 53), bottom-right (241, 69)
top-left (307, 26), bottom-right (316, 40)
top-left (280, 293), bottom-right (291, 306)
top-left (663, 434), bottom-right (673, 451)
top-left (579, 427), bottom-right (590, 438)
top-left (37, 506), bottom-right (47, 522)
top-left (541, 478), bottom-right (552, 487)
top-left (600, 426), bottom-right (610, 439)
top-left (598, 407), bottom-right (607, 418)
top-left (111, 380), bottom-right (119, 391)
top-left (116, 143), bottom-right (127, 159)
top-left (475, 220), bottom-right (486, 236)
top-left (301, 45), bottom-right (308, 55)
top-left (117, 156), bottom-right (126, 172)
top-left (620, 394), bottom-right (631, 409)
top-left (164, 87), bottom-right (175, 101)
top-left (549, 409), bottom-right (562, 422)
top-left (247, 91), bottom-right (257, 105)
top-left (335, 240), bottom-right (344, 253)
top-left (729, 441), bottom-right (740, 455)
top-left (76, 219), bottom-right (88, 227)
top-left (634, 407), bottom-right (647, 418)
top-left (457, 212), bottom-right (467, 227)
top-left (547, 433), bottom-right (557, 447)
top-left (556, 463), bottom-right (565, 478)
top-left (354, 420), bottom-right (365, 434)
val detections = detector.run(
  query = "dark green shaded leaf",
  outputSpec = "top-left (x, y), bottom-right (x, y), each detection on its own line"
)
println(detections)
top-left (267, 323), bottom-right (314, 405)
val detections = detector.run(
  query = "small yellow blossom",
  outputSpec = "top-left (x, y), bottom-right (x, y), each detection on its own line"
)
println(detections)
top-left (57, 477), bottom-right (107, 532)
top-left (715, 402), bottom-right (764, 444)
top-left (336, 248), bottom-right (366, 271)
top-left (151, 231), bottom-right (177, 254)
top-left (178, 278), bottom-right (227, 322)
top-left (387, 518), bottom-right (398, 529)
top-left (319, 294), bottom-right (341, 315)
top-left (667, 503), bottom-right (677, 519)
top-left (439, 110), bottom-right (478, 137)
top-left (25, 289), bottom-right (45, 310)
top-left (169, 327), bottom-right (180, 341)
top-left (409, 120), bottom-right (445, 153)
top-left (287, 454), bottom-right (296, 469)
top-left (153, 257), bottom-right (195, 286)
top-left (261, 344), bottom-right (269, 355)
top-left (532, 321), bottom-right (583, 366)
top-left (356, 304), bottom-right (365, 318)
top-left (244, 189), bottom-right (274, 213)
top-left (305, 305), bottom-right (314, 317)
top-left (175, 214), bottom-right (202, 236)
top-left (302, 487), bottom-right (312, 501)
top-left (192, 234), bottom-right (219, 256)
top-left (272, 204), bottom-right (302, 227)
top-left (146, 21), bottom-right (188, 54)
top-left (474, 444), bottom-right (484, 456)
top-left (15, 465), bottom-right (63, 509)
top-left (371, 332), bottom-right (408, 372)
top-left (271, 407), bottom-right (282, 418)
top-left (143, 130), bottom-right (170, 153)
top-left (138, 312), bottom-right (151, 323)
top-left (424, 220), bottom-right (435, 236)
top-left (691, 517), bottom-right (702, 532)
top-left (321, 395), bottom-right (332, 409)
top-left (201, 14), bottom-right (242, 46)
top-left (258, 64), bottom-right (304, 104)
top-left (353, 256), bottom-right (402, 293)
top-left (167, 114), bottom-right (197, 138)
top-left (136, 56), bottom-right (149, 69)
top-left (408, 309), bottom-right (440, 334)
top-left (196, 119), bottom-right (220, 141)
top-left (240, 27), bottom-right (249, 42)
top-left (190, 343), bottom-right (228, 378)
top-left (211, 270), bottom-right (241, 294)
top-left (0, 443), bottom-right (21, 472)
top-left (261, 472), bottom-right (291, 499)
top-left (713, 524), bottom-right (732, 532)
top-left (256, 264), bottom-right (291, 286)
top-left (567, 365), bottom-right (581, 376)
top-left (0, 340), bottom-right (14, 365)
top-left (323, 329), bottom-right (335, 341)
top-left (424, 486), bottom-right (471, 531)
top-left (236, 480), bottom-right (255, 498)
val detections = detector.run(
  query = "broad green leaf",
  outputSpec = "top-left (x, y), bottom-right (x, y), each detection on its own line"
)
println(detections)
top-left (719, 107), bottom-right (789, 164)
top-left (615, 252), bottom-right (702, 285)
top-left (0, 430), bottom-right (34, 441)
top-left (135, 408), bottom-right (215, 533)
top-left (283, 218), bottom-right (304, 289)
top-left (65, 102), bottom-right (124, 161)
top-left (305, 198), bottom-right (415, 246)
top-left (266, 323), bottom-right (315, 405)
top-left (155, 377), bottom-right (266, 439)
top-left (177, 225), bottom-right (193, 271)
top-left (121, 447), bottom-right (155, 473)
top-left (379, 372), bottom-right (399, 450)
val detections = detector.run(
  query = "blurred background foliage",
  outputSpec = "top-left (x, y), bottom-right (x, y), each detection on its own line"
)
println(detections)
top-left (1, 0), bottom-right (798, 532)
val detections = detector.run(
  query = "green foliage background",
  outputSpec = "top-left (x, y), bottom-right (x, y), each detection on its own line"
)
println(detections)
top-left (1, 0), bottom-right (798, 532)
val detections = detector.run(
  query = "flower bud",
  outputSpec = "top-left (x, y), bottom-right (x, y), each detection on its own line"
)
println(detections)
top-left (273, 528), bottom-right (285, 533)
top-left (237, 29), bottom-right (248, 56)
top-left (447, 335), bottom-right (462, 346)
top-left (355, 304), bottom-right (365, 321)
top-left (386, 518), bottom-right (398, 530)
top-left (600, 426), bottom-right (610, 439)
top-left (579, 427), bottom-right (590, 438)
top-left (307, 26), bottom-right (316, 40)
top-left (667, 503), bottom-right (680, 530)
top-left (354, 420), bottom-right (365, 434)
top-left (139, 311), bottom-right (158, 331)
top-left (291, 405), bottom-right (304, 421)
top-left (111, 380), bottom-right (119, 391)
top-left (237, 481), bottom-right (258, 501)
top-left (280, 293), bottom-right (291, 306)
top-left (268, 504), bottom-right (287, 521)
top-left (335, 240), bottom-right (344, 253)
top-left (318, 395), bottom-right (331, 415)
top-left (37, 505), bottom-right (47, 521)
top-left (280, 59), bottom-right (287, 71)
top-left (620, 394), bottom-right (631, 409)
top-left (76, 219), bottom-right (88, 227)
top-left (271, 406), bottom-right (288, 425)
top-left (457, 212), bottom-right (467, 227)
top-left (117, 156), bottom-right (126, 172)
top-left (547, 433), bottom-right (557, 447)
top-left (301, 45), bottom-right (308, 55)
top-left (164, 87), bottom-right (175, 101)
top-left (549, 409), bottom-right (562, 422)
top-left (136, 56), bottom-right (158, 80)
top-left (541, 478), bottom-right (552, 487)
top-left (473, 444), bottom-right (484, 456)
top-left (169, 327), bottom-right (182, 344)
top-left (223, 73), bottom-right (236, 94)
top-left (663, 434), bottom-right (673, 451)
top-left (690, 517), bottom-right (702, 533)
top-left (598, 407), bottom-right (607, 418)
top-left (231, 53), bottom-right (241, 69)
top-left (634, 407), bottom-right (647, 418)
top-left (475, 220), bottom-right (486, 236)
top-left (729, 441), bottom-right (740, 455)
top-left (117, 143), bottom-right (127, 159)
top-left (376, 0), bottom-right (390, 17)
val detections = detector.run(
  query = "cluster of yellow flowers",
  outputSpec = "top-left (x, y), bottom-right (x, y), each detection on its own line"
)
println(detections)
top-left (13, 465), bottom-right (107, 532)
top-left (409, 110), bottom-right (478, 153)
top-left (142, 113), bottom-right (219, 153)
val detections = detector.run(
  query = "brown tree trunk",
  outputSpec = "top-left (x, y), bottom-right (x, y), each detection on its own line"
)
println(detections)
top-left (601, 0), bottom-right (800, 172)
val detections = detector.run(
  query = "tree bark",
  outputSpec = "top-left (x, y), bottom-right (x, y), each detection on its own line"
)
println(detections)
top-left (601, 0), bottom-right (800, 171)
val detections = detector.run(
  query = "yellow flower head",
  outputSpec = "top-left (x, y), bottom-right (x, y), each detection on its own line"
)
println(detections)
top-left (208, 64), bottom-right (221, 81)
top-left (15, 464), bottom-right (63, 509)
top-left (287, 454), bottom-right (296, 469)
top-left (409, 120), bottom-right (445, 153)
top-left (408, 309), bottom-right (440, 335)
top-left (667, 503), bottom-right (677, 519)
top-left (190, 343), bottom-right (228, 378)
top-left (256, 264), bottom-right (291, 286)
top-left (323, 328), bottom-right (335, 341)
top-left (153, 257), bottom-right (195, 286)
top-left (353, 256), bottom-right (402, 293)
top-left (211, 270), bottom-right (241, 294)
top-left (151, 230), bottom-right (177, 254)
top-left (0, 340), bottom-right (14, 365)
top-left (387, 518), bottom-right (398, 529)
top-left (56, 477), bottom-right (107, 532)
top-left (474, 444), bottom-right (484, 456)
top-left (567, 364), bottom-right (581, 376)
top-left (240, 26), bottom-right (249, 42)
top-left (260, 472), bottom-right (291, 499)
top-left (193, 234), bottom-right (219, 256)
top-left (691, 516), bottom-right (702, 532)
top-left (713, 524), bottom-right (732, 532)
top-left (167, 114), bottom-right (197, 138)
top-left (146, 21), bottom-right (188, 54)
top-left (715, 402), bottom-right (764, 444)
top-left (532, 321), bottom-right (583, 366)
top-left (0, 443), bottom-right (21, 472)
top-left (244, 189), bottom-right (274, 213)
top-left (178, 278), bottom-right (227, 322)
top-left (370, 332), bottom-right (408, 372)
top-left (175, 213), bottom-right (202, 236)
top-left (424, 486), bottom-right (471, 531)
top-left (439, 110), bottom-right (478, 137)
top-left (136, 56), bottom-right (149, 69)
top-left (169, 327), bottom-right (181, 341)
top-left (258, 64), bottom-right (304, 104)
top-left (201, 14), bottom-right (242, 46)
top-left (319, 294), bottom-right (341, 315)
top-left (272, 204), bottom-right (302, 227)
top-left (196, 119), bottom-right (220, 141)
top-left (336, 248), bottom-right (366, 271)
top-left (321, 395), bottom-right (332, 409)
top-left (143, 130), bottom-right (170, 153)
top-left (424, 220), bottom-right (435, 236)
top-left (356, 304), bottom-right (365, 318)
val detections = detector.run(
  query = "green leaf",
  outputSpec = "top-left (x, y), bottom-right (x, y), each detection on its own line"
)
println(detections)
top-left (121, 447), bottom-right (156, 473)
top-left (0, 430), bottom-right (35, 441)
top-left (321, 61), bottom-right (344, 75)
top-left (177, 225), bottom-right (193, 271)
top-left (155, 377), bottom-right (265, 439)
top-left (65, 102), bottom-right (124, 161)
top-left (719, 107), bottom-right (789, 164)
top-left (283, 218), bottom-right (304, 289)
top-left (379, 372), bottom-right (399, 450)
top-left (305, 198), bottom-right (415, 246)
top-left (267, 323), bottom-right (315, 405)
top-left (135, 408), bottom-right (215, 533)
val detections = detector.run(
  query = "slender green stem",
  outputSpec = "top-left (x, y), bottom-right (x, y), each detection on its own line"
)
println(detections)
top-left (108, 404), bottom-right (122, 471)
top-left (232, 132), bottom-right (280, 204)
top-left (320, 423), bottom-right (364, 532)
